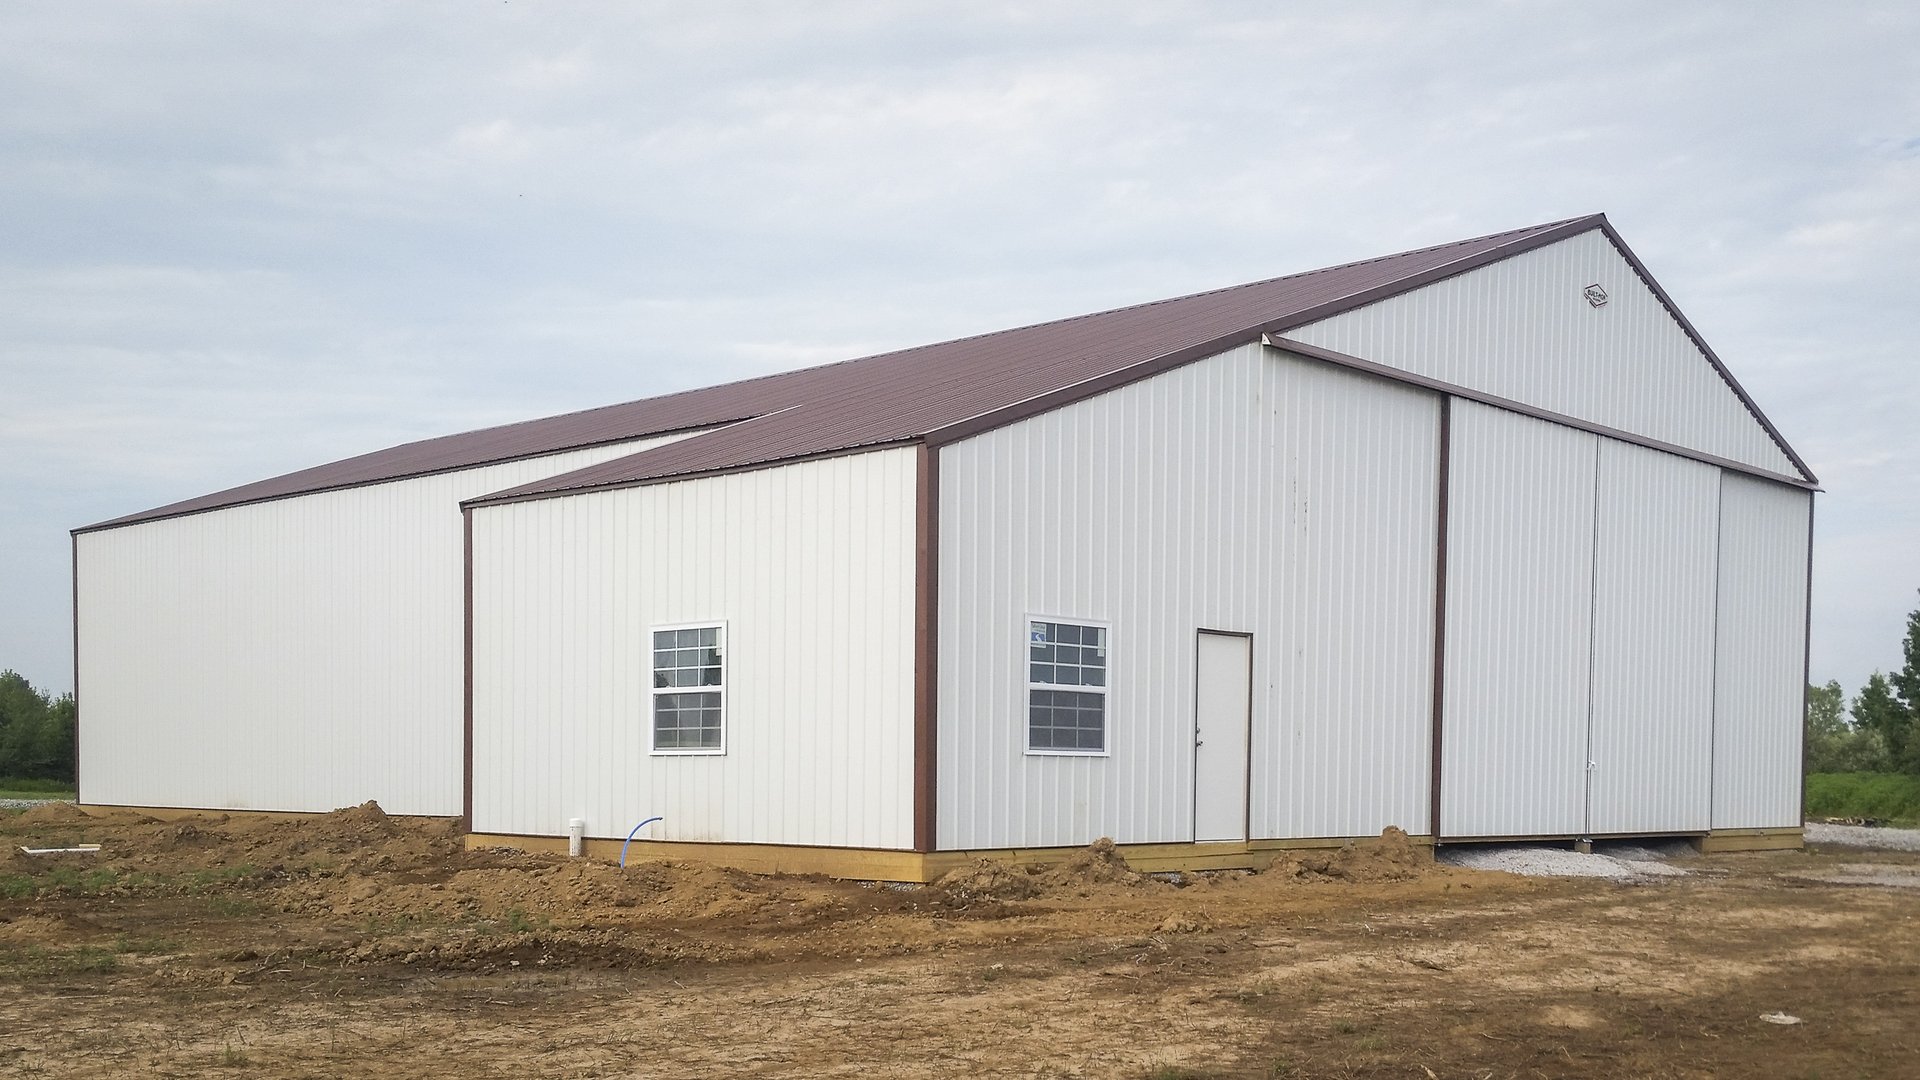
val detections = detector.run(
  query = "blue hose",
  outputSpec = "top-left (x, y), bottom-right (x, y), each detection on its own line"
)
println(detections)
top-left (619, 816), bottom-right (663, 867)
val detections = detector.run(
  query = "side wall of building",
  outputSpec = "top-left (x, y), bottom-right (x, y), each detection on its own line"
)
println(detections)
top-left (936, 343), bottom-right (1442, 850)
top-left (75, 433), bottom-right (698, 816)
top-left (1712, 474), bottom-right (1813, 829)
top-left (469, 448), bottom-right (918, 849)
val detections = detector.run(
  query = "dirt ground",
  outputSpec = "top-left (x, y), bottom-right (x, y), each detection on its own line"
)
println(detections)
top-left (2, 805), bottom-right (1916, 1079)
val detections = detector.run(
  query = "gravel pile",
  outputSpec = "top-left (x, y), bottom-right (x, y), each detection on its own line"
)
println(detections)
top-left (1805, 822), bottom-right (1920, 852)
top-left (0, 798), bottom-right (70, 811)
top-left (1438, 841), bottom-right (1690, 880)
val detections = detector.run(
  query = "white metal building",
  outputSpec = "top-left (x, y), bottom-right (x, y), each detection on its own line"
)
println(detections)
top-left (74, 215), bottom-right (1815, 878)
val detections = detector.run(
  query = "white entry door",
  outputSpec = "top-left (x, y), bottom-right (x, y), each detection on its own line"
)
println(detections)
top-left (1194, 631), bottom-right (1252, 842)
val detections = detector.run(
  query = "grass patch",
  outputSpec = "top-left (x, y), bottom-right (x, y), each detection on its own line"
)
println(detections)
top-left (114, 934), bottom-right (184, 956)
top-left (1806, 772), bottom-right (1920, 826)
top-left (0, 945), bottom-right (120, 978)
top-left (0, 776), bottom-right (76, 799)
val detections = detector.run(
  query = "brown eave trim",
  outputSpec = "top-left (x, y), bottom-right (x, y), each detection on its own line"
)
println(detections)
top-left (462, 506), bottom-right (475, 832)
top-left (462, 440), bottom-right (924, 510)
top-left (913, 444), bottom-right (940, 852)
top-left (924, 330), bottom-right (1267, 448)
top-left (1428, 397), bottom-right (1451, 842)
top-left (1591, 220), bottom-right (1818, 485)
top-left (1268, 337), bottom-right (1820, 491)
top-left (1259, 214), bottom-right (1608, 339)
top-left (72, 419), bottom-right (754, 536)
top-left (70, 531), bottom-right (81, 804)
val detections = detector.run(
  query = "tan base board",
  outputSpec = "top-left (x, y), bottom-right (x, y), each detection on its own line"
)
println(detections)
top-left (77, 803), bottom-right (449, 824)
top-left (464, 832), bottom-right (1433, 883)
top-left (1696, 827), bottom-right (1805, 853)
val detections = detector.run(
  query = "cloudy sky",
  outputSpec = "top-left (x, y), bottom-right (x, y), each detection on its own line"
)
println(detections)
top-left (2, 2), bottom-right (1915, 703)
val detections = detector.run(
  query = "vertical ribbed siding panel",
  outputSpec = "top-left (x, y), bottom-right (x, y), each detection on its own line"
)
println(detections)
top-left (73, 431), bottom-right (701, 816)
top-left (937, 343), bottom-right (1439, 851)
top-left (1712, 475), bottom-right (1812, 829)
top-left (1442, 402), bottom-right (1596, 839)
top-left (1287, 230), bottom-right (1799, 478)
top-left (468, 448), bottom-right (917, 849)
top-left (1588, 441), bottom-right (1719, 834)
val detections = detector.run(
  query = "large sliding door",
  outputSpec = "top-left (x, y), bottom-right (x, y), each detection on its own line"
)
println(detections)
top-left (1440, 403), bottom-right (1720, 839)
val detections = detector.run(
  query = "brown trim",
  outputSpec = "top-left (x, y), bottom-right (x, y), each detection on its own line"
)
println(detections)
top-left (462, 506), bottom-right (475, 832)
top-left (463, 440), bottom-right (922, 510)
top-left (1192, 628), bottom-right (1256, 844)
top-left (1590, 220), bottom-right (1818, 485)
top-left (1267, 336), bottom-right (1819, 491)
top-left (923, 333), bottom-right (1268, 449)
top-left (73, 419), bottom-right (751, 535)
top-left (1258, 214), bottom-right (1608, 339)
top-left (1428, 397), bottom-right (1451, 842)
top-left (912, 443), bottom-right (940, 852)
top-left (70, 531), bottom-right (81, 804)
top-left (1800, 493), bottom-right (1816, 825)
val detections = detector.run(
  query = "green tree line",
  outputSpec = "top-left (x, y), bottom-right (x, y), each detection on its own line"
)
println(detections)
top-left (1808, 592), bottom-right (1920, 776)
top-left (0, 670), bottom-right (75, 781)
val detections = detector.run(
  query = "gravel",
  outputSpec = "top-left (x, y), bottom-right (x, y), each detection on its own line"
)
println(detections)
top-left (0, 797), bottom-right (70, 811)
top-left (1804, 821), bottom-right (1920, 852)
top-left (1438, 839), bottom-right (1695, 880)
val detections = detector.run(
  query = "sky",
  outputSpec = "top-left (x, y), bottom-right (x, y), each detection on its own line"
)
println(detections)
top-left (1, 2), bottom-right (1915, 704)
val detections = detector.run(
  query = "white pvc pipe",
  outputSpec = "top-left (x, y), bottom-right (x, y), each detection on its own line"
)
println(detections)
top-left (567, 818), bottom-right (585, 858)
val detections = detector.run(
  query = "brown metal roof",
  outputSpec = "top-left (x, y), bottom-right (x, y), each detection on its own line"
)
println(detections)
top-left (80, 212), bottom-right (1808, 531)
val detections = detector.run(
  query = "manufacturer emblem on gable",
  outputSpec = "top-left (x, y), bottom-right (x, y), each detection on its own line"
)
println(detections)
top-left (1583, 283), bottom-right (1609, 308)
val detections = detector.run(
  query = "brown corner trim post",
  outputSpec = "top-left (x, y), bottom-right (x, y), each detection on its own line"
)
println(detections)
top-left (1428, 396), bottom-right (1452, 843)
top-left (912, 442), bottom-right (940, 853)
top-left (70, 531), bottom-right (81, 805)
top-left (462, 507), bottom-right (475, 833)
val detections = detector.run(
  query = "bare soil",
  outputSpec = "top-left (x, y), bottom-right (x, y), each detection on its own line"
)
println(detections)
top-left (2, 804), bottom-right (1916, 1078)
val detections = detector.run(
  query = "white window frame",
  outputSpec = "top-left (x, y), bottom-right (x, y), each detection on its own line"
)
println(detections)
top-left (1023, 614), bottom-right (1112, 757)
top-left (649, 621), bottom-right (728, 756)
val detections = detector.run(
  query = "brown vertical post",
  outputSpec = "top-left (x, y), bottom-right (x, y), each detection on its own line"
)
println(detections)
top-left (1799, 496), bottom-right (1816, 829)
top-left (462, 506), bottom-right (475, 832)
top-left (913, 442), bottom-right (940, 853)
top-left (1428, 396), bottom-right (1452, 843)
top-left (70, 531), bottom-right (81, 805)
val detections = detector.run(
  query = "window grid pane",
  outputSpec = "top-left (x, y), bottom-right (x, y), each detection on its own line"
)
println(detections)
top-left (652, 627), bottom-right (724, 752)
top-left (1028, 620), bottom-right (1107, 753)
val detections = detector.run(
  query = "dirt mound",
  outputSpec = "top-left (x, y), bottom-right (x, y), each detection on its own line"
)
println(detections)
top-left (14, 802), bottom-right (93, 826)
top-left (1038, 837), bottom-right (1142, 889)
top-left (1282, 827), bottom-right (1430, 883)
top-left (931, 859), bottom-right (1040, 906)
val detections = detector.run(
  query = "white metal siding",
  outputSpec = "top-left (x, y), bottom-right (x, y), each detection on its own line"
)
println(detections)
top-left (1288, 229), bottom-right (1800, 479)
top-left (1441, 402), bottom-right (1597, 838)
top-left (938, 343), bottom-right (1440, 850)
top-left (469, 448), bottom-right (917, 849)
top-left (1712, 475), bottom-right (1811, 829)
top-left (74, 432), bottom-right (698, 815)
top-left (1587, 440), bottom-right (1719, 835)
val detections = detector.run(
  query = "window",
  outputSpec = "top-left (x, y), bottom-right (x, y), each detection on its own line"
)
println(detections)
top-left (1027, 618), bottom-right (1108, 753)
top-left (651, 624), bottom-right (725, 754)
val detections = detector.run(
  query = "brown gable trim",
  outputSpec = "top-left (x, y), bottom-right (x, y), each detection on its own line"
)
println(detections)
top-left (1258, 214), bottom-right (1607, 338)
top-left (460, 439), bottom-right (924, 510)
top-left (73, 420), bottom-right (748, 536)
top-left (913, 444), bottom-right (940, 853)
top-left (1269, 337), bottom-right (1820, 491)
top-left (1590, 220), bottom-right (1818, 485)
